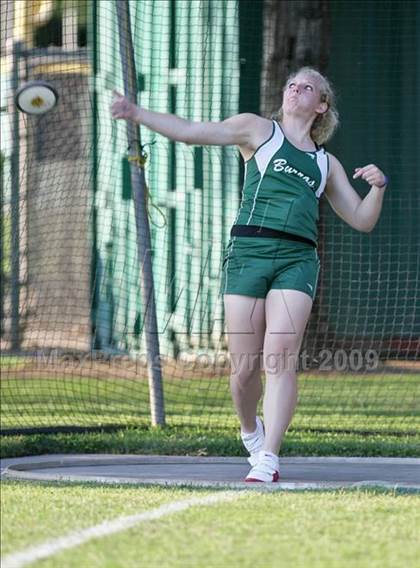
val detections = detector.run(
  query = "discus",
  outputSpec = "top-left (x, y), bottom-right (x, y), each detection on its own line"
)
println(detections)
top-left (15, 80), bottom-right (59, 115)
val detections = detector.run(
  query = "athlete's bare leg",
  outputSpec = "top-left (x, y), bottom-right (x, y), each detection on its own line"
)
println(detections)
top-left (223, 294), bottom-right (265, 433)
top-left (262, 289), bottom-right (313, 455)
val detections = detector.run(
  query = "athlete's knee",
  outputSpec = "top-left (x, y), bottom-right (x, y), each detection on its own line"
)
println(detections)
top-left (263, 338), bottom-right (300, 375)
top-left (229, 351), bottom-right (262, 382)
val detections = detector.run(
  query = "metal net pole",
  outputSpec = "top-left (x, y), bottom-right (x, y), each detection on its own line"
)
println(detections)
top-left (114, 0), bottom-right (165, 426)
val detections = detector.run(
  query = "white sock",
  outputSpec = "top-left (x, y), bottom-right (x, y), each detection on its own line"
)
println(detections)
top-left (260, 451), bottom-right (279, 462)
top-left (241, 420), bottom-right (258, 437)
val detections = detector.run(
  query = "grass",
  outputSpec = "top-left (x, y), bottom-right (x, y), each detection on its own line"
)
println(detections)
top-left (1, 480), bottom-right (419, 568)
top-left (1, 368), bottom-right (419, 459)
top-left (2, 365), bottom-right (419, 566)
top-left (1, 372), bottom-right (419, 432)
top-left (2, 424), bottom-right (419, 460)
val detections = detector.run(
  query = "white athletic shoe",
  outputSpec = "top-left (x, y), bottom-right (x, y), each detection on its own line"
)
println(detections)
top-left (240, 417), bottom-right (265, 466)
top-left (245, 451), bottom-right (280, 483)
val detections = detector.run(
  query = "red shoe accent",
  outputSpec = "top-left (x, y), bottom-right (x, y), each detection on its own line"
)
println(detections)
top-left (245, 471), bottom-right (280, 483)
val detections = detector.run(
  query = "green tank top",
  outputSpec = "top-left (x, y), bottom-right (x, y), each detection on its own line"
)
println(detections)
top-left (233, 120), bottom-right (330, 246)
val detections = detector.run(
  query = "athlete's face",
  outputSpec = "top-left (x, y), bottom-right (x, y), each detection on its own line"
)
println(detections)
top-left (282, 73), bottom-right (328, 117)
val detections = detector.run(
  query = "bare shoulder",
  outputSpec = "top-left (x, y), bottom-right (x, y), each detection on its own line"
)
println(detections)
top-left (326, 151), bottom-right (340, 165)
top-left (325, 151), bottom-right (354, 197)
top-left (326, 151), bottom-right (341, 180)
top-left (235, 114), bottom-right (273, 162)
top-left (228, 112), bottom-right (271, 138)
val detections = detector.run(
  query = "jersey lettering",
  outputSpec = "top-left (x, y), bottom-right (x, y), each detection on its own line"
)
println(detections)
top-left (272, 158), bottom-right (316, 188)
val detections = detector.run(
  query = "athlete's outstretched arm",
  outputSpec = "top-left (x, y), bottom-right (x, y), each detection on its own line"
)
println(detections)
top-left (110, 90), bottom-right (262, 147)
top-left (325, 153), bottom-right (388, 233)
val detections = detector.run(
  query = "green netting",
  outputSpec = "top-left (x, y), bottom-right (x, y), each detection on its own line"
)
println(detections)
top-left (0, 0), bottom-right (419, 438)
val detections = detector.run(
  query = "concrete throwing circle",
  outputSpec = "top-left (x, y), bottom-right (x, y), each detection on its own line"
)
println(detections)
top-left (1, 455), bottom-right (419, 491)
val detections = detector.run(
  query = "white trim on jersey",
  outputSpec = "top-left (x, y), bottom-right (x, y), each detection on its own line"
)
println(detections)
top-left (233, 162), bottom-right (248, 226)
top-left (246, 121), bottom-right (285, 225)
top-left (315, 150), bottom-right (329, 198)
top-left (254, 122), bottom-right (285, 173)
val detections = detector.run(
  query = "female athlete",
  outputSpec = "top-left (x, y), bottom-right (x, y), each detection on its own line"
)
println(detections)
top-left (111, 67), bottom-right (388, 482)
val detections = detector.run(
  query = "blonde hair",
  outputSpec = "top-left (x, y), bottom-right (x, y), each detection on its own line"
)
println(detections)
top-left (271, 67), bottom-right (339, 146)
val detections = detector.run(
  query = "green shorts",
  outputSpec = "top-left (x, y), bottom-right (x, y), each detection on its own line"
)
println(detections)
top-left (219, 236), bottom-right (321, 300)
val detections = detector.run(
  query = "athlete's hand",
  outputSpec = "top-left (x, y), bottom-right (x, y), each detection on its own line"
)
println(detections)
top-left (353, 164), bottom-right (388, 188)
top-left (110, 90), bottom-right (139, 121)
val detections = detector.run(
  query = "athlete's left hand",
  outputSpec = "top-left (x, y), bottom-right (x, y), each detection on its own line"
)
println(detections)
top-left (353, 164), bottom-right (388, 188)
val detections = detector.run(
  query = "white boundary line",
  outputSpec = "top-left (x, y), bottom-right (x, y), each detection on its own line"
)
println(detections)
top-left (1, 492), bottom-right (241, 568)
